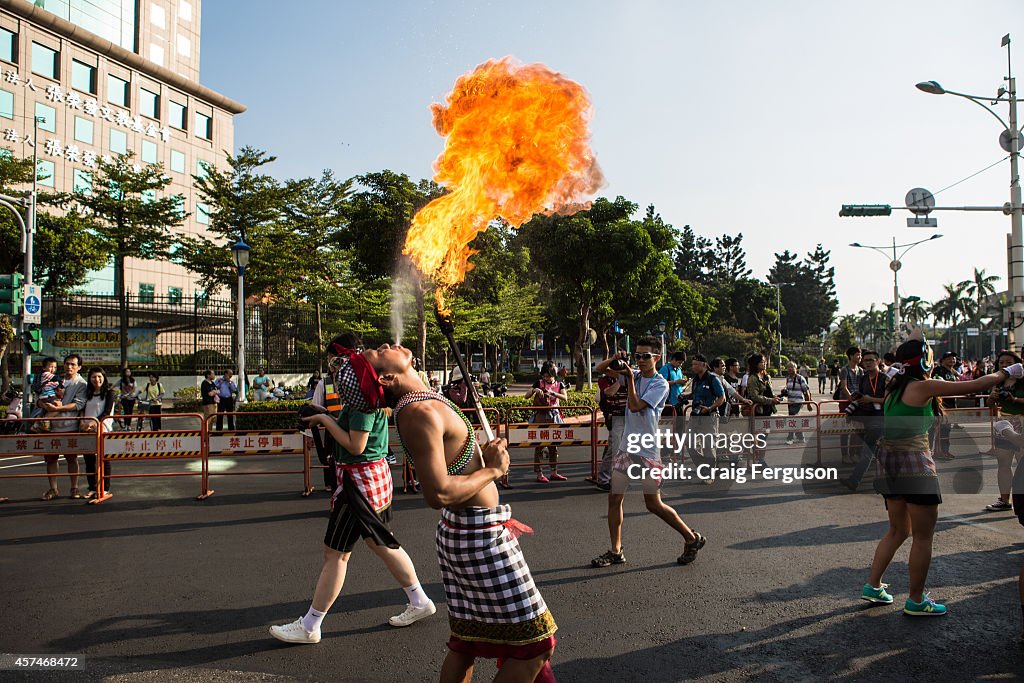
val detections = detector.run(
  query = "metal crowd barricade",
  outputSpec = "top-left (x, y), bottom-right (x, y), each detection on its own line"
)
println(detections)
top-left (504, 405), bottom-right (598, 481)
top-left (97, 413), bottom-right (205, 503)
top-left (0, 416), bottom-right (100, 493)
top-left (199, 411), bottom-right (309, 500)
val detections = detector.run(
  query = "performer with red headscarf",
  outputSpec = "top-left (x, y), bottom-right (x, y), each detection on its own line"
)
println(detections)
top-left (269, 333), bottom-right (436, 645)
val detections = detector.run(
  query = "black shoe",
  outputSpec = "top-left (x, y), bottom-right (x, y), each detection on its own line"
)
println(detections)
top-left (594, 481), bottom-right (611, 492)
top-left (678, 532), bottom-right (706, 565)
top-left (591, 548), bottom-right (626, 568)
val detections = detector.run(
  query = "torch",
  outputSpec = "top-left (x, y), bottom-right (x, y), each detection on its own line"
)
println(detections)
top-left (434, 304), bottom-right (495, 443)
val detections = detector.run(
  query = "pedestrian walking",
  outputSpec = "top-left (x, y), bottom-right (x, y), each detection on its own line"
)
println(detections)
top-left (199, 370), bottom-right (218, 428)
top-left (372, 342), bottom-right (557, 683)
top-left (829, 361), bottom-right (841, 393)
top-left (591, 337), bottom-right (707, 569)
top-left (861, 336), bottom-right (1018, 616)
top-left (982, 350), bottom-right (1024, 513)
top-left (783, 362), bottom-right (812, 445)
top-left (838, 347), bottom-right (864, 464)
top-left (840, 350), bottom-right (887, 491)
top-left (270, 336), bottom-right (436, 646)
top-left (745, 354), bottom-right (782, 463)
top-left (817, 358), bottom-right (828, 394)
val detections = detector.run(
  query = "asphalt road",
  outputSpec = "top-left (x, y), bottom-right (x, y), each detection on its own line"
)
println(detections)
top-left (3, 416), bottom-right (1024, 682)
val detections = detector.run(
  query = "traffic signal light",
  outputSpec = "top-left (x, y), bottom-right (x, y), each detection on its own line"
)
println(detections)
top-left (0, 272), bottom-right (23, 315)
top-left (839, 204), bottom-right (892, 217)
top-left (23, 327), bottom-right (42, 353)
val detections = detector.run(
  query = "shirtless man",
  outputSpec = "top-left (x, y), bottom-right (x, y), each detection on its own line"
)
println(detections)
top-left (364, 343), bottom-right (557, 683)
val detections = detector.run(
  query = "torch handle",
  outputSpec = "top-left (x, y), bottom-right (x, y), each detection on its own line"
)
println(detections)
top-left (441, 328), bottom-right (495, 444)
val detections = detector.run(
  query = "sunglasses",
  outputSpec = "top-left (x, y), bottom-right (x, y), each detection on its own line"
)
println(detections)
top-left (634, 352), bottom-right (658, 360)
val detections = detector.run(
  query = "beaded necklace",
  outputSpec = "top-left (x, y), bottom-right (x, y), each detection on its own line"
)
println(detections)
top-left (394, 391), bottom-right (477, 476)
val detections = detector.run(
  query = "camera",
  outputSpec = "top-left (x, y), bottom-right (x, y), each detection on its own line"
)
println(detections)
top-left (998, 387), bottom-right (1015, 403)
top-left (844, 393), bottom-right (862, 416)
top-left (296, 403), bottom-right (328, 430)
top-left (610, 359), bottom-right (628, 372)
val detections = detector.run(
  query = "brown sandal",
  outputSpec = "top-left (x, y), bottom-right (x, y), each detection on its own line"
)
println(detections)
top-left (41, 489), bottom-right (59, 501)
top-left (69, 488), bottom-right (83, 499)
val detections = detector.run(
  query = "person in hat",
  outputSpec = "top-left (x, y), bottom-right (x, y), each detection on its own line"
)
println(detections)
top-left (861, 333), bottom-right (1022, 617)
top-left (269, 333), bottom-right (436, 645)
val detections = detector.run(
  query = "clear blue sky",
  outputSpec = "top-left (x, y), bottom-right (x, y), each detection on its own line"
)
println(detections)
top-left (199, 0), bottom-right (1023, 320)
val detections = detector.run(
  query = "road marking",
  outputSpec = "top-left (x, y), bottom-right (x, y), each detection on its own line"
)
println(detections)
top-left (0, 460), bottom-right (45, 470)
top-left (939, 514), bottom-right (1008, 535)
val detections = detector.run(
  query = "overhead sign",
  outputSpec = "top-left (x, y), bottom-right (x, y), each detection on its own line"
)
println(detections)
top-left (22, 283), bottom-right (41, 324)
top-left (966, 327), bottom-right (980, 336)
top-left (905, 187), bottom-right (935, 216)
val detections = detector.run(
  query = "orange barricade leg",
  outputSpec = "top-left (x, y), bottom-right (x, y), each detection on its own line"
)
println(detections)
top-left (302, 438), bottom-right (314, 497)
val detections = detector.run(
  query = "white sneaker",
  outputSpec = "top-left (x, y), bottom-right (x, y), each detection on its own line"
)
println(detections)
top-left (388, 600), bottom-right (437, 627)
top-left (785, 438), bottom-right (795, 445)
top-left (269, 618), bottom-right (321, 644)
top-left (994, 420), bottom-right (1015, 436)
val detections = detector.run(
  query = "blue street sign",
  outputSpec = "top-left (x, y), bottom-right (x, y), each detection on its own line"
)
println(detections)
top-left (24, 295), bottom-right (40, 314)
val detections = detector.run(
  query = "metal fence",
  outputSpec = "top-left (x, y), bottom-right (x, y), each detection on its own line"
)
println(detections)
top-left (7, 294), bottom-right (320, 375)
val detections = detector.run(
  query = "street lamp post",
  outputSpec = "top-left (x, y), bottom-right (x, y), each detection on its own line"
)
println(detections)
top-left (850, 235), bottom-right (942, 347)
top-left (658, 320), bottom-right (667, 368)
top-left (916, 34), bottom-right (1021, 346)
top-left (768, 282), bottom-right (792, 374)
top-left (231, 239), bottom-right (251, 403)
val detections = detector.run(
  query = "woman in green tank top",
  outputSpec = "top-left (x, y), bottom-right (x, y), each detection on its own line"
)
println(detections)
top-left (983, 350), bottom-right (1024, 513)
top-left (862, 338), bottom-right (1018, 618)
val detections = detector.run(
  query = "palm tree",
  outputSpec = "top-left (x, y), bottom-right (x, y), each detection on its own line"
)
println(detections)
top-left (931, 282), bottom-right (971, 353)
top-left (959, 268), bottom-right (1001, 357)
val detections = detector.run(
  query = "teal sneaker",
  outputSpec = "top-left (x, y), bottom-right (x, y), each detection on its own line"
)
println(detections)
top-left (861, 583), bottom-right (893, 604)
top-left (903, 593), bottom-right (947, 616)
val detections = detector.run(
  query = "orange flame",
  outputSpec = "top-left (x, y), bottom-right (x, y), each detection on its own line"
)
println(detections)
top-left (404, 57), bottom-right (603, 311)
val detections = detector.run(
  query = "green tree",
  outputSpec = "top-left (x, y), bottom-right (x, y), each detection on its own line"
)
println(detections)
top-left (709, 233), bottom-right (752, 285)
top-left (516, 196), bottom-right (677, 390)
top-left (832, 315), bottom-right (858, 355)
top-left (931, 282), bottom-right (971, 351)
top-left (339, 170), bottom-right (444, 365)
top-left (768, 246), bottom-right (838, 339)
top-left (673, 224), bottom-right (713, 282)
top-left (959, 267), bottom-right (1000, 356)
top-left (73, 152), bottom-right (185, 366)
top-left (175, 147), bottom-right (293, 296)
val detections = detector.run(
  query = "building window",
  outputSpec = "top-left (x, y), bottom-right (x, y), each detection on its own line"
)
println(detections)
top-left (176, 34), bottom-right (190, 58)
top-left (149, 43), bottom-right (164, 66)
top-left (173, 195), bottom-right (185, 216)
top-left (141, 139), bottom-right (157, 164)
top-left (73, 116), bottom-right (93, 144)
top-left (0, 27), bottom-right (16, 64)
top-left (195, 111), bottom-right (211, 140)
top-left (196, 201), bottom-right (209, 224)
top-left (36, 159), bottom-right (54, 187)
top-left (31, 42), bottom-right (57, 80)
top-left (140, 87), bottom-right (159, 119)
top-left (151, 5), bottom-right (165, 28)
top-left (35, 102), bottom-right (56, 132)
top-left (138, 283), bottom-right (155, 303)
top-left (180, 1), bottom-right (192, 21)
top-left (107, 74), bottom-right (129, 107)
top-left (195, 159), bottom-right (208, 179)
top-left (168, 286), bottom-right (182, 305)
top-left (73, 168), bottom-right (92, 195)
top-left (0, 89), bottom-right (12, 119)
top-left (109, 128), bottom-right (127, 155)
top-left (170, 149), bottom-right (185, 173)
top-left (168, 99), bottom-right (186, 129)
top-left (71, 60), bottom-right (96, 94)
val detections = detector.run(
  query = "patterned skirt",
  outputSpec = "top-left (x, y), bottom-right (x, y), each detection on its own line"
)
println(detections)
top-left (437, 505), bottom-right (557, 646)
top-left (873, 442), bottom-right (941, 498)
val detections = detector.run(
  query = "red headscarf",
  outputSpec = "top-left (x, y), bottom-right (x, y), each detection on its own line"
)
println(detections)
top-left (329, 342), bottom-right (385, 412)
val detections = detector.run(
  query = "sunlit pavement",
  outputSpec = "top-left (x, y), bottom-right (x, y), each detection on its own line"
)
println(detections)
top-left (1, 427), bottom-right (1022, 682)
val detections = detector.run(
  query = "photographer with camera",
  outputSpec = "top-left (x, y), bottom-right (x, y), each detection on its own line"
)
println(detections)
top-left (837, 347), bottom-right (865, 464)
top-left (591, 337), bottom-right (707, 569)
top-left (982, 350), bottom-right (1024, 513)
top-left (659, 351), bottom-right (688, 416)
top-left (930, 352), bottom-right (959, 462)
top-left (841, 350), bottom-right (888, 491)
top-left (783, 361), bottom-right (813, 446)
top-left (684, 354), bottom-right (725, 474)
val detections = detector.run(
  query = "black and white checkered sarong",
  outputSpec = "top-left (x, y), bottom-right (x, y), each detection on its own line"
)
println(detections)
top-left (437, 505), bottom-right (557, 645)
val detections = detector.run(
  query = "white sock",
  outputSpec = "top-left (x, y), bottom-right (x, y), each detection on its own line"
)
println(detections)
top-left (402, 582), bottom-right (430, 609)
top-left (301, 605), bottom-right (327, 633)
